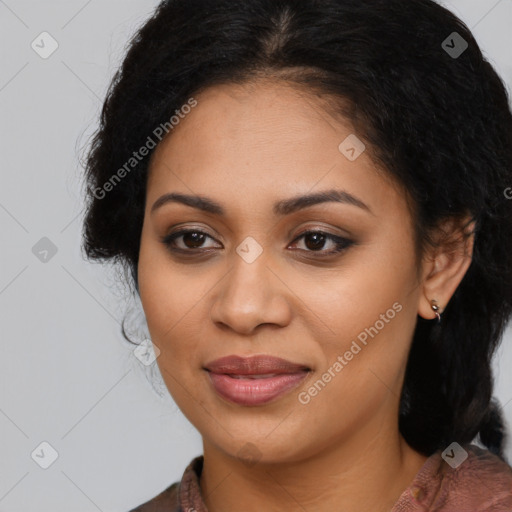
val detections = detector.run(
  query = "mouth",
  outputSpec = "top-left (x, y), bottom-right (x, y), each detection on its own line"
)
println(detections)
top-left (227, 373), bottom-right (295, 379)
top-left (205, 371), bottom-right (310, 406)
top-left (204, 354), bottom-right (311, 374)
top-left (203, 355), bottom-right (311, 406)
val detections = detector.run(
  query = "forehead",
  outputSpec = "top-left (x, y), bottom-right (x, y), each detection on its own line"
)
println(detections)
top-left (146, 80), bottom-right (406, 218)
top-left (153, 79), bottom-right (355, 158)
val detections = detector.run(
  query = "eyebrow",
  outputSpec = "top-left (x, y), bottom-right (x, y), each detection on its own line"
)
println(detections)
top-left (150, 189), bottom-right (373, 216)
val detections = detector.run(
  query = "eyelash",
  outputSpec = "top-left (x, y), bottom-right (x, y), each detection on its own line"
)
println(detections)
top-left (161, 228), bottom-right (354, 258)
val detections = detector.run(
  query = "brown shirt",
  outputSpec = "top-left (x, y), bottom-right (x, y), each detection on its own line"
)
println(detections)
top-left (129, 444), bottom-right (512, 511)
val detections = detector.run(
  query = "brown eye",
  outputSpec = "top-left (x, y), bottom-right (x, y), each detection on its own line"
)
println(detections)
top-left (162, 229), bottom-right (219, 252)
top-left (181, 231), bottom-right (207, 248)
top-left (161, 228), bottom-right (354, 258)
top-left (303, 232), bottom-right (327, 251)
top-left (289, 230), bottom-right (354, 256)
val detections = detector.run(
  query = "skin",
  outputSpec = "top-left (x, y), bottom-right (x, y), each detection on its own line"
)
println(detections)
top-left (137, 79), bottom-right (474, 512)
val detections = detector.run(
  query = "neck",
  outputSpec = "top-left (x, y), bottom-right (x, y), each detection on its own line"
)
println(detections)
top-left (199, 421), bottom-right (429, 512)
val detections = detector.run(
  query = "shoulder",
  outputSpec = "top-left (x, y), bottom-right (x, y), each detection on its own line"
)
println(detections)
top-left (455, 445), bottom-right (512, 494)
top-left (127, 455), bottom-right (204, 512)
top-left (128, 481), bottom-right (180, 512)
top-left (426, 444), bottom-right (512, 510)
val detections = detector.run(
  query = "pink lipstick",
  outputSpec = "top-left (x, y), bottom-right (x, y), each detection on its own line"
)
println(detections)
top-left (204, 355), bottom-right (310, 406)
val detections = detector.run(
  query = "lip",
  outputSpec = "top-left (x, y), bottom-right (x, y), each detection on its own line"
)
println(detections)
top-left (204, 355), bottom-right (311, 406)
top-left (204, 355), bottom-right (311, 375)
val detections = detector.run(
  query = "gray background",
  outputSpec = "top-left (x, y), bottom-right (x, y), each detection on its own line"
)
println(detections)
top-left (0, 1), bottom-right (511, 511)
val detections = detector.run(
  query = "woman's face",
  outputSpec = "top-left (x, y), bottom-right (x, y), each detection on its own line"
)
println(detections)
top-left (138, 80), bottom-right (426, 464)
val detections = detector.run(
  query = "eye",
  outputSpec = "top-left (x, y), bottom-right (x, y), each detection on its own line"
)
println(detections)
top-left (289, 230), bottom-right (354, 256)
top-left (161, 229), bottom-right (219, 253)
top-left (161, 228), bottom-right (354, 257)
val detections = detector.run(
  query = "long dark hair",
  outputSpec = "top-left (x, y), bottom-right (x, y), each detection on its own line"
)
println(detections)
top-left (81, 0), bottom-right (512, 460)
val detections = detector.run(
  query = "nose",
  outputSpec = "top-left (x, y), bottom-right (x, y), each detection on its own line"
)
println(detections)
top-left (209, 249), bottom-right (292, 335)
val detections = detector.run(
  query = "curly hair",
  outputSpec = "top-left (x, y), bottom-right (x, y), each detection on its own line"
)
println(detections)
top-left (81, 0), bottom-right (512, 460)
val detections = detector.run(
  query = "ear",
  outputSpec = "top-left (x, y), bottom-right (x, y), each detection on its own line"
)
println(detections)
top-left (418, 215), bottom-right (475, 320)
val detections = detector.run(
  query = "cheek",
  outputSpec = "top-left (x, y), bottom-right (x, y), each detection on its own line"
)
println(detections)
top-left (138, 258), bottom-right (206, 408)
top-left (137, 237), bottom-right (220, 393)
top-left (297, 309), bottom-right (413, 444)
top-left (309, 245), bottom-right (417, 398)
top-left (138, 228), bottom-right (191, 330)
top-left (316, 249), bottom-right (415, 342)
top-left (139, 269), bottom-right (204, 357)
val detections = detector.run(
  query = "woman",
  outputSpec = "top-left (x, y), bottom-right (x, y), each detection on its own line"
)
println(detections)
top-left (82, 0), bottom-right (512, 510)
